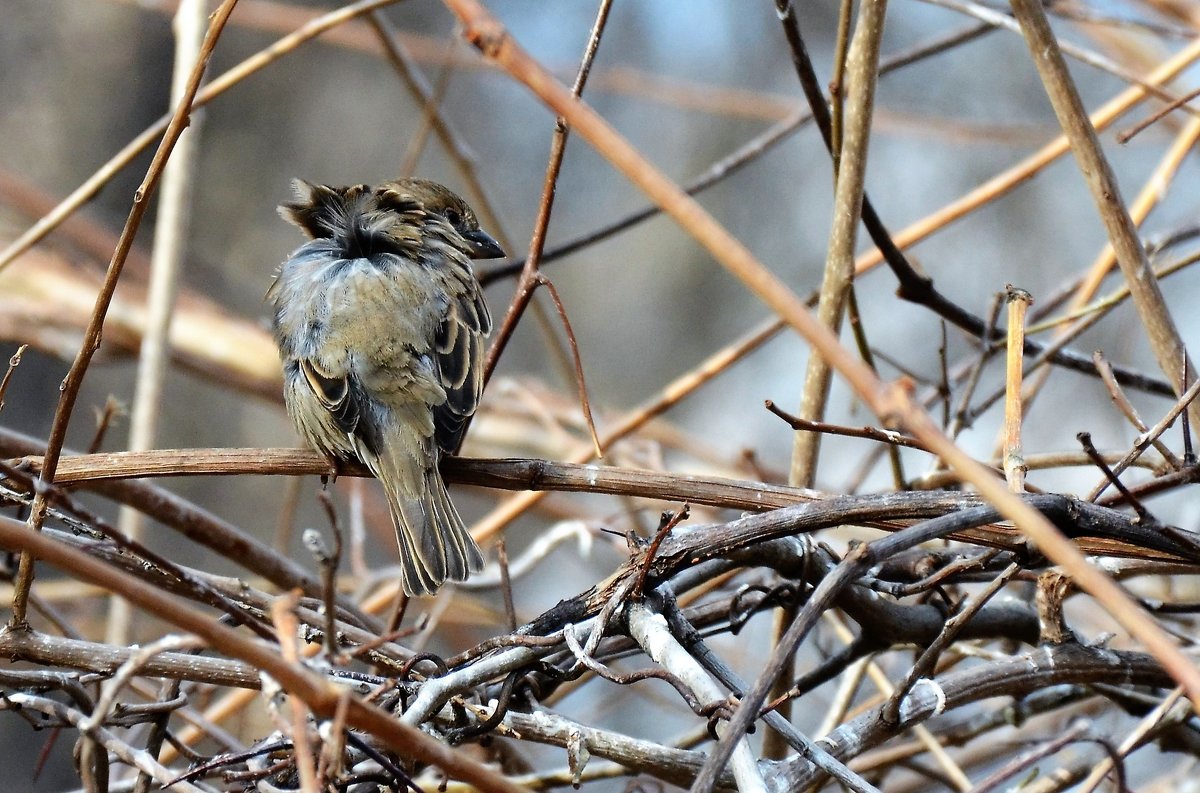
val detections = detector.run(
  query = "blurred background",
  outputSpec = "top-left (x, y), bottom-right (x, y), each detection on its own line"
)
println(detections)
top-left (2, 0), bottom-right (1200, 788)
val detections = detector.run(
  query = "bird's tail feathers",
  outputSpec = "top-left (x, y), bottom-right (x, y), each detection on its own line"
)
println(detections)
top-left (368, 437), bottom-right (483, 597)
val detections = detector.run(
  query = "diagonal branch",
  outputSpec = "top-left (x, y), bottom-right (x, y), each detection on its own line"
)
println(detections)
top-left (1007, 0), bottom-right (1199, 443)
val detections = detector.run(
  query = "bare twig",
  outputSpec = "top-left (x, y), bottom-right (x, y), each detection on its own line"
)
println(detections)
top-left (314, 490), bottom-right (345, 658)
top-left (625, 601), bottom-right (767, 793)
top-left (766, 400), bottom-right (929, 452)
top-left (534, 274), bottom-right (603, 459)
top-left (270, 591), bottom-right (319, 793)
top-left (479, 0), bottom-right (614, 391)
top-left (1087, 375), bottom-right (1200, 501)
top-left (1003, 286), bottom-right (1032, 492)
top-left (1119, 85), bottom-right (1200, 142)
top-left (1094, 351), bottom-right (1182, 469)
top-left (0, 344), bottom-right (27, 413)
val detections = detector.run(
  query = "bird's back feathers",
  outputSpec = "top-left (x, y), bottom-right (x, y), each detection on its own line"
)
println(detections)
top-left (278, 181), bottom-right (427, 261)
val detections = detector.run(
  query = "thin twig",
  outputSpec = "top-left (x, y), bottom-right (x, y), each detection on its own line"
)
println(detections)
top-left (0, 344), bottom-right (28, 413)
top-left (1003, 286), bottom-right (1032, 492)
top-left (534, 274), bottom-right (603, 459)
top-left (947, 291), bottom-right (1003, 442)
top-left (1119, 85), bottom-right (1200, 142)
top-left (496, 538), bottom-right (516, 632)
top-left (630, 505), bottom-right (690, 601)
top-left (1086, 375), bottom-right (1200, 501)
top-left (1078, 432), bottom-right (1154, 525)
top-left (479, 0), bottom-right (614, 388)
top-left (766, 400), bottom-right (930, 452)
top-left (1094, 351), bottom-right (1182, 469)
top-left (397, 34), bottom-right (459, 177)
top-left (315, 489), bottom-right (345, 658)
top-left (86, 397), bottom-right (125, 455)
top-left (270, 591), bottom-right (319, 793)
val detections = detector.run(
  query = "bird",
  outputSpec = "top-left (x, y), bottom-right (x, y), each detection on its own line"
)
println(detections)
top-left (269, 177), bottom-right (504, 596)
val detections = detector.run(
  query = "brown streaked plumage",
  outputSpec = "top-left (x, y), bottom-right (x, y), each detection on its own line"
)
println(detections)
top-left (269, 178), bottom-right (503, 596)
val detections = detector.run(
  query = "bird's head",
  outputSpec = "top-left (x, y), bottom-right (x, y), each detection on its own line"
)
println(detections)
top-left (279, 178), bottom-right (506, 262)
top-left (379, 178), bottom-right (506, 260)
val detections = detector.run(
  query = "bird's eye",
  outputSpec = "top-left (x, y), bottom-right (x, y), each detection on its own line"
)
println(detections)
top-left (443, 208), bottom-right (462, 226)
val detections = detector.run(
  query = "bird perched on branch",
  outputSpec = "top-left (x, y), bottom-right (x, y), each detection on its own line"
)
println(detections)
top-left (269, 178), bottom-right (504, 595)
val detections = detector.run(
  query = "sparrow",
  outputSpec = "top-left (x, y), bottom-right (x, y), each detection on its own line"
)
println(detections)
top-left (269, 177), bottom-right (504, 596)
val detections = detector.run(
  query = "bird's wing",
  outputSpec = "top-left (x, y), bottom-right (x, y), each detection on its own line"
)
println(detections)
top-left (299, 357), bottom-right (362, 438)
top-left (431, 277), bottom-right (491, 452)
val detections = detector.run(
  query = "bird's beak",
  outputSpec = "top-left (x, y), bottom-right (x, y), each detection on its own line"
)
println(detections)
top-left (462, 229), bottom-right (506, 259)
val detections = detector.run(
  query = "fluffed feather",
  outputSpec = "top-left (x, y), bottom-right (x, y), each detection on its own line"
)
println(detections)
top-left (270, 178), bottom-right (502, 595)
